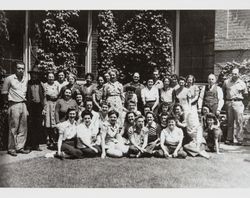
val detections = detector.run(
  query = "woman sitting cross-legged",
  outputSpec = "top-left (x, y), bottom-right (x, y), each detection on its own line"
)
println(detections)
top-left (76, 110), bottom-right (102, 157)
top-left (100, 110), bottom-right (129, 158)
top-left (154, 116), bottom-right (187, 159)
top-left (55, 108), bottom-right (83, 159)
top-left (127, 115), bottom-right (151, 158)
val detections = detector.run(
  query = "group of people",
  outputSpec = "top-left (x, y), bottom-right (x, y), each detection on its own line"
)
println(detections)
top-left (1, 61), bottom-right (248, 159)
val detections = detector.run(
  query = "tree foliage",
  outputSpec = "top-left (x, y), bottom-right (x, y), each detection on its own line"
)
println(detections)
top-left (36, 11), bottom-right (80, 74)
top-left (97, 10), bottom-right (173, 80)
top-left (0, 11), bottom-right (9, 41)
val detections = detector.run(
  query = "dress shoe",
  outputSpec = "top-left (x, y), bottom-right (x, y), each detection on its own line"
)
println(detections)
top-left (7, 150), bottom-right (17, 157)
top-left (17, 149), bottom-right (31, 154)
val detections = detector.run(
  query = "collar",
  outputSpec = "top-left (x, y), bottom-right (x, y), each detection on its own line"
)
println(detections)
top-left (14, 74), bottom-right (25, 82)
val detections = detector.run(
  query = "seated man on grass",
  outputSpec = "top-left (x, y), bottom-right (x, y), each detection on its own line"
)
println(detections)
top-left (154, 116), bottom-right (187, 159)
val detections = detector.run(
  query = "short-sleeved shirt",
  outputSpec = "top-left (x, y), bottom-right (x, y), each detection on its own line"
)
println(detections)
top-left (101, 122), bottom-right (120, 144)
top-left (76, 123), bottom-right (97, 148)
top-left (1, 74), bottom-right (28, 102)
top-left (128, 126), bottom-right (149, 146)
top-left (56, 120), bottom-right (77, 141)
top-left (223, 78), bottom-right (248, 100)
top-left (161, 127), bottom-right (184, 146)
top-left (141, 86), bottom-right (159, 102)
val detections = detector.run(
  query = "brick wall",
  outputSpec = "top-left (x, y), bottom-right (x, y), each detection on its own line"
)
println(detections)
top-left (214, 10), bottom-right (250, 76)
top-left (215, 10), bottom-right (250, 50)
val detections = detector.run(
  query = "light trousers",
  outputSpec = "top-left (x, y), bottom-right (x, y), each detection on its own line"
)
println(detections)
top-left (8, 102), bottom-right (28, 151)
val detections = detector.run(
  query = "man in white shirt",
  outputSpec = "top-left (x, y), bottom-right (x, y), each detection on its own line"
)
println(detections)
top-left (1, 61), bottom-right (30, 156)
top-left (198, 74), bottom-right (224, 116)
top-left (222, 68), bottom-right (248, 144)
top-left (153, 69), bottom-right (163, 89)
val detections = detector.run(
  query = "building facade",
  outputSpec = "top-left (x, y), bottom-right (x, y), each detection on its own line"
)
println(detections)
top-left (1, 10), bottom-right (250, 82)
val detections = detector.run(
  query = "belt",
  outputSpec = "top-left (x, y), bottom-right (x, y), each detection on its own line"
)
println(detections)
top-left (226, 98), bottom-right (243, 102)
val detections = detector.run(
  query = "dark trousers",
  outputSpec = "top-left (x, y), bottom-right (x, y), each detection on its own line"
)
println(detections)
top-left (80, 145), bottom-right (101, 157)
top-left (27, 102), bottom-right (43, 148)
top-left (154, 145), bottom-right (187, 158)
top-left (61, 140), bottom-right (84, 159)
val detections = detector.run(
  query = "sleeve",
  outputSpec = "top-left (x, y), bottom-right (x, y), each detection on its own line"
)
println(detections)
top-left (1, 76), bottom-right (10, 94)
top-left (141, 88), bottom-right (145, 100)
top-left (178, 128), bottom-right (184, 140)
top-left (217, 86), bottom-right (224, 111)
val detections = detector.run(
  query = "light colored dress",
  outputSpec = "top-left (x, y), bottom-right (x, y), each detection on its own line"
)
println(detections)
top-left (103, 81), bottom-right (124, 117)
top-left (187, 85), bottom-right (200, 121)
top-left (175, 87), bottom-right (191, 117)
top-left (42, 81), bottom-right (60, 128)
top-left (101, 122), bottom-right (120, 149)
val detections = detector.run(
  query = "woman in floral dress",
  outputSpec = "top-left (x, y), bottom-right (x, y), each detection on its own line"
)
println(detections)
top-left (42, 72), bottom-right (60, 148)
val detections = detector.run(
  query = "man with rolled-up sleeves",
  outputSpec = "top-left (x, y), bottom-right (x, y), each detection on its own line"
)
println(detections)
top-left (223, 68), bottom-right (248, 145)
top-left (1, 61), bottom-right (30, 156)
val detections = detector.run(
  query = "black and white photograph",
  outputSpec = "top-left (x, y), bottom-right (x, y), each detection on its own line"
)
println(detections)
top-left (0, 0), bottom-right (250, 190)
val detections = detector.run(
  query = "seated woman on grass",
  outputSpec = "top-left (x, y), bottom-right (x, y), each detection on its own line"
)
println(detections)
top-left (76, 110), bottom-right (101, 157)
top-left (127, 115), bottom-right (150, 158)
top-left (144, 111), bottom-right (161, 154)
top-left (101, 110), bottom-right (129, 158)
top-left (56, 108), bottom-right (83, 159)
top-left (154, 116), bottom-right (187, 159)
top-left (120, 111), bottom-right (137, 144)
top-left (203, 113), bottom-right (222, 154)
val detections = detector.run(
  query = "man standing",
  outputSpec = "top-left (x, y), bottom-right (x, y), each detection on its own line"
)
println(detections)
top-left (198, 74), bottom-right (224, 116)
top-left (153, 69), bottom-right (163, 89)
top-left (123, 72), bottom-right (144, 111)
top-left (1, 61), bottom-right (30, 156)
top-left (223, 68), bottom-right (248, 145)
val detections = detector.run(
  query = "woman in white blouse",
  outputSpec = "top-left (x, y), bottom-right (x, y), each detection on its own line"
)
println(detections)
top-left (141, 77), bottom-right (159, 113)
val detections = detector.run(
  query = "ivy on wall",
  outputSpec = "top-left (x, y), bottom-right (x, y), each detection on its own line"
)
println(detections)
top-left (97, 10), bottom-right (173, 80)
top-left (35, 11), bottom-right (80, 74)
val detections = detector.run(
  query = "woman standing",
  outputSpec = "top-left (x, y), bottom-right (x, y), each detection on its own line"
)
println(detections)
top-left (81, 73), bottom-right (96, 101)
top-left (42, 72), bottom-right (60, 148)
top-left (159, 77), bottom-right (176, 107)
top-left (103, 69), bottom-right (124, 122)
top-left (60, 73), bottom-right (81, 100)
top-left (56, 70), bottom-right (68, 93)
top-left (101, 110), bottom-right (128, 158)
top-left (175, 76), bottom-right (192, 117)
top-left (186, 75), bottom-right (200, 119)
top-left (55, 88), bottom-right (78, 124)
top-left (93, 75), bottom-right (105, 111)
top-left (141, 77), bottom-right (159, 114)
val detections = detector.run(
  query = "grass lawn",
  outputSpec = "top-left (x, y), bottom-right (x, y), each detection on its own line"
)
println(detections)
top-left (1, 149), bottom-right (250, 188)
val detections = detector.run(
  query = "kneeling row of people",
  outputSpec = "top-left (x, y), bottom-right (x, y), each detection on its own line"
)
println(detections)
top-left (56, 107), bottom-right (220, 159)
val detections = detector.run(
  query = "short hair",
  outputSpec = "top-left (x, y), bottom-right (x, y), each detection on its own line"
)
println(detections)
top-left (173, 103), bottom-right (184, 111)
top-left (57, 70), bottom-right (66, 76)
top-left (68, 73), bottom-right (77, 81)
top-left (145, 111), bottom-right (155, 119)
top-left (65, 107), bottom-right (77, 120)
top-left (16, 61), bottom-right (25, 67)
top-left (135, 115), bottom-right (144, 122)
top-left (178, 76), bottom-right (186, 82)
top-left (163, 76), bottom-right (171, 83)
top-left (62, 88), bottom-right (72, 99)
top-left (85, 73), bottom-right (94, 80)
top-left (125, 85), bottom-right (136, 92)
top-left (208, 73), bottom-right (216, 80)
top-left (171, 74), bottom-right (179, 81)
top-left (81, 110), bottom-right (93, 119)
top-left (100, 100), bottom-right (110, 108)
top-left (186, 75), bottom-right (196, 84)
top-left (206, 113), bottom-right (218, 125)
top-left (167, 116), bottom-right (176, 123)
top-left (125, 111), bottom-right (137, 123)
top-left (85, 98), bottom-right (93, 106)
top-left (108, 110), bottom-right (119, 118)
